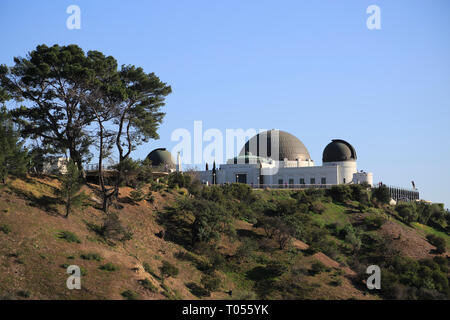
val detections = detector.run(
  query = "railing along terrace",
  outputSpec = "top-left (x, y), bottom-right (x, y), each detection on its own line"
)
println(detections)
top-left (372, 183), bottom-right (419, 202)
top-left (251, 184), bottom-right (334, 189)
top-left (85, 163), bottom-right (118, 171)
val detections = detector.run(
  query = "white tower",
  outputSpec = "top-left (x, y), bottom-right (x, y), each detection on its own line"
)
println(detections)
top-left (176, 152), bottom-right (182, 172)
top-left (322, 139), bottom-right (358, 184)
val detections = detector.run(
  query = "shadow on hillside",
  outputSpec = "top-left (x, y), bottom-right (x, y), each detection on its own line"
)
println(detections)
top-left (30, 178), bottom-right (60, 194)
top-left (156, 206), bottom-right (193, 248)
top-left (8, 185), bottom-right (61, 216)
top-left (429, 248), bottom-right (443, 255)
top-left (82, 183), bottom-right (126, 211)
top-left (236, 229), bottom-right (263, 240)
top-left (117, 196), bottom-right (138, 207)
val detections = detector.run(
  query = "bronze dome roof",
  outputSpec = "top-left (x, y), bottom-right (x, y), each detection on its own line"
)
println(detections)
top-left (146, 148), bottom-right (175, 168)
top-left (322, 139), bottom-right (357, 162)
top-left (239, 130), bottom-right (311, 161)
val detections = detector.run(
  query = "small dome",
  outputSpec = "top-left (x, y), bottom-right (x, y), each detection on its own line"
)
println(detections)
top-left (146, 148), bottom-right (175, 168)
top-left (239, 130), bottom-right (311, 161)
top-left (322, 139), bottom-right (357, 162)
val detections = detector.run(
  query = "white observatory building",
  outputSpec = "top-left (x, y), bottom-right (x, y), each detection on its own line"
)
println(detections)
top-left (195, 130), bottom-right (373, 188)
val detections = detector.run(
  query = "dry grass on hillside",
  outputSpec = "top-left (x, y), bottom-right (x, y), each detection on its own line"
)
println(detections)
top-left (3, 175), bottom-right (443, 300)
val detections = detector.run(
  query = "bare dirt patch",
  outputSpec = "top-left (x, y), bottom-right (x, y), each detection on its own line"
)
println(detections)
top-left (379, 219), bottom-right (438, 260)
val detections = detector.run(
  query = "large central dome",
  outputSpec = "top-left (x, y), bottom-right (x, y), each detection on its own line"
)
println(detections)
top-left (239, 130), bottom-right (311, 161)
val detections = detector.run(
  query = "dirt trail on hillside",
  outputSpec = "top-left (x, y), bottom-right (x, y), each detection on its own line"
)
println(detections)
top-left (379, 220), bottom-right (447, 260)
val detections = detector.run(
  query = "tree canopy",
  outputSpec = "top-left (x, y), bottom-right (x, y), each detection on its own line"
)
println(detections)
top-left (0, 44), bottom-right (171, 182)
top-left (0, 44), bottom-right (172, 213)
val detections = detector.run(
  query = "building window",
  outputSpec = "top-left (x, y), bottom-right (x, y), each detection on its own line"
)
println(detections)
top-left (300, 178), bottom-right (305, 185)
top-left (236, 174), bottom-right (247, 184)
top-left (289, 178), bottom-right (294, 186)
top-left (321, 177), bottom-right (326, 185)
top-left (310, 178), bottom-right (315, 185)
top-left (278, 179), bottom-right (283, 186)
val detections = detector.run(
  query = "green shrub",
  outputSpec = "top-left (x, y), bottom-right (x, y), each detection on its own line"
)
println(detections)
top-left (273, 198), bottom-right (298, 216)
top-left (168, 172), bottom-right (192, 189)
top-left (358, 203), bottom-right (368, 213)
top-left (265, 261), bottom-right (289, 277)
top-left (121, 290), bottom-right (139, 300)
top-left (57, 231), bottom-right (81, 243)
top-left (349, 184), bottom-right (370, 204)
top-left (246, 262), bottom-right (288, 281)
top-left (396, 204), bottom-right (418, 224)
top-left (143, 262), bottom-right (160, 279)
top-left (310, 261), bottom-right (328, 275)
top-left (80, 252), bottom-right (102, 261)
top-left (159, 261), bottom-right (179, 283)
top-left (99, 262), bottom-right (119, 271)
top-left (200, 274), bottom-right (221, 293)
top-left (99, 212), bottom-right (133, 242)
top-left (372, 185), bottom-right (391, 204)
top-left (139, 279), bottom-right (158, 293)
top-left (0, 224), bottom-right (11, 234)
top-left (364, 214), bottom-right (386, 230)
top-left (309, 201), bottom-right (326, 214)
top-left (327, 185), bottom-right (352, 203)
top-left (130, 188), bottom-right (145, 203)
top-left (432, 256), bottom-right (448, 273)
top-left (329, 278), bottom-right (343, 286)
top-left (186, 282), bottom-right (210, 298)
top-left (426, 234), bottom-right (446, 254)
top-left (234, 238), bottom-right (258, 261)
top-left (143, 262), bottom-right (152, 274)
top-left (221, 183), bottom-right (256, 203)
top-left (305, 188), bottom-right (326, 202)
top-left (150, 181), bottom-right (164, 192)
top-left (182, 198), bottom-right (233, 245)
top-left (146, 191), bottom-right (155, 203)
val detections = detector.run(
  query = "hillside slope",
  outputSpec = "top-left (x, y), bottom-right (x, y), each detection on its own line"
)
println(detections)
top-left (0, 176), bottom-right (448, 300)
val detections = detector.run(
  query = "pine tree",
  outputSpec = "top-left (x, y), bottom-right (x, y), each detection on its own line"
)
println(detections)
top-left (0, 44), bottom-right (117, 174)
top-left (58, 160), bottom-right (86, 218)
top-left (0, 107), bottom-right (29, 183)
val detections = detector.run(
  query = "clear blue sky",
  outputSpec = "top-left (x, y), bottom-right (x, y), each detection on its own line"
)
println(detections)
top-left (1, 0), bottom-right (449, 207)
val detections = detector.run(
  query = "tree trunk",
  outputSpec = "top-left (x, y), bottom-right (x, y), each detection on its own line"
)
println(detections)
top-left (102, 196), bottom-right (109, 214)
top-left (65, 202), bottom-right (70, 218)
top-left (69, 148), bottom-right (86, 180)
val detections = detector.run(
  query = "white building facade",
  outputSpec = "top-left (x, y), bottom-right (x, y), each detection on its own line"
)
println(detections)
top-left (195, 130), bottom-right (373, 188)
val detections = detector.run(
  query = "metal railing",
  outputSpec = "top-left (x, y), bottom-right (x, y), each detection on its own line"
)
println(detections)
top-left (372, 183), bottom-right (419, 202)
top-left (249, 184), bottom-right (334, 189)
top-left (85, 163), bottom-right (118, 171)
